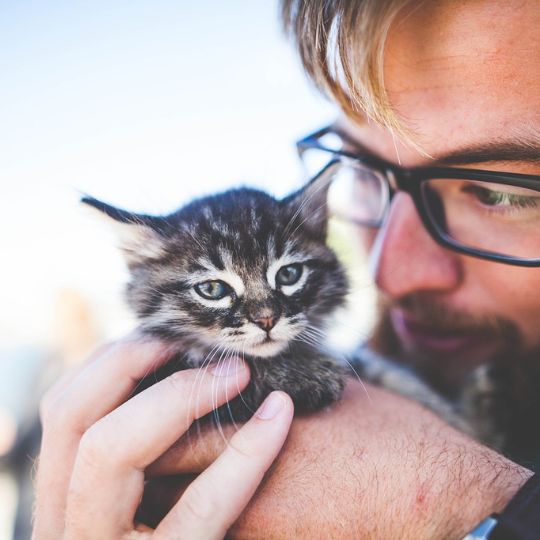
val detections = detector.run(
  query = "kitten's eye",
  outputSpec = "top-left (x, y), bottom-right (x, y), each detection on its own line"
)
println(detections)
top-left (276, 263), bottom-right (303, 286)
top-left (194, 280), bottom-right (231, 300)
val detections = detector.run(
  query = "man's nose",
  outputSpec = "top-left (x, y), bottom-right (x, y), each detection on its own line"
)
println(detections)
top-left (371, 193), bottom-right (462, 299)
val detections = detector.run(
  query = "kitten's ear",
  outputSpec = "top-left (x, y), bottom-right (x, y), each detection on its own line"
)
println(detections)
top-left (81, 196), bottom-right (168, 266)
top-left (283, 164), bottom-right (336, 238)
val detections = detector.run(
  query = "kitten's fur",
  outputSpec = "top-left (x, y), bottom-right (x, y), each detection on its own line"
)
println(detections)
top-left (83, 173), bottom-right (349, 421)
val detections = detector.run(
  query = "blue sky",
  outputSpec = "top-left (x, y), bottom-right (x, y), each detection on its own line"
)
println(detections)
top-left (0, 1), bottom-right (338, 344)
top-left (1, 0), bottom-right (334, 204)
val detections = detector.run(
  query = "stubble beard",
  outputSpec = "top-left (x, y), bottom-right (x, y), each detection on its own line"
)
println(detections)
top-left (369, 292), bottom-right (525, 397)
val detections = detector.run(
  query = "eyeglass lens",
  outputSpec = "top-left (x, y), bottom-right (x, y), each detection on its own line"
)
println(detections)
top-left (422, 179), bottom-right (540, 259)
top-left (301, 147), bottom-right (540, 261)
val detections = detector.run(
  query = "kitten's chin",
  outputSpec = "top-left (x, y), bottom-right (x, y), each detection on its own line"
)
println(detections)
top-left (242, 339), bottom-right (289, 358)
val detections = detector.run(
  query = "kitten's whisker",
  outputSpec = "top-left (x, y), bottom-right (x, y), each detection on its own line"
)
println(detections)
top-left (190, 358), bottom-right (216, 469)
top-left (128, 350), bottom-right (166, 398)
top-left (234, 339), bottom-right (255, 415)
top-left (211, 351), bottom-right (232, 448)
top-left (188, 342), bottom-right (221, 423)
top-left (210, 353), bottom-right (225, 439)
top-left (286, 201), bottom-right (329, 243)
top-left (298, 328), bottom-right (326, 346)
top-left (337, 353), bottom-right (373, 404)
top-left (304, 324), bottom-right (326, 335)
top-left (281, 176), bottom-right (330, 242)
top-left (212, 346), bottom-right (240, 441)
top-left (203, 345), bottom-right (226, 425)
top-left (301, 329), bottom-right (324, 343)
top-left (299, 325), bottom-right (373, 404)
top-left (186, 343), bottom-right (222, 467)
top-left (131, 340), bottom-right (188, 398)
top-left (304, 325), bottom-right (331, 341)
top-left (129, 340), bottom-right (192, 401)
top-left (294, 335), bottom-right (321, 349)
top-left (187, 343), bottom-right (222, 450)
top-left (223, 347), bottom-right (240, 434)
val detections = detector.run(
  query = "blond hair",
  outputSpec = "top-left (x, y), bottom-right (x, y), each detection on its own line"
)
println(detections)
top-left (281, 0), bottom-right (411, 137)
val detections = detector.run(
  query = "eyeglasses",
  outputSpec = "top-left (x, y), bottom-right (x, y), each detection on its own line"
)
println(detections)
top-left (296, 125), bottom-right (540, 267)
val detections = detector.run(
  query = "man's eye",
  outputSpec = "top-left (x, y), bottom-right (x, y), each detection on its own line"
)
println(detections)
top-left (194, 280), bottom-right (230, 300)
top-left (462, 185), bottom-right (538, 209)
top-left (276, 264), bottom-right (303, 286)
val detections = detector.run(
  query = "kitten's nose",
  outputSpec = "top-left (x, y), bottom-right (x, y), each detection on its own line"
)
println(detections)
top-left (248, 305), bottom-right (281, 331)
top-left (253, 315), bottom-right (277, 331)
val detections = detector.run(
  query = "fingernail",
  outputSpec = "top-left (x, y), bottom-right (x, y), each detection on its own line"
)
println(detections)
top-left (211, 357), bottom-right (245, 377)
top-left (256, 392), bottom-right (285, 420)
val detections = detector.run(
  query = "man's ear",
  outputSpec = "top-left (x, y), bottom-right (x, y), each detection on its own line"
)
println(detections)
top-left (81, 196), bottom-right (168, 266)
top-left (282, 162), bottom-right (337, 239)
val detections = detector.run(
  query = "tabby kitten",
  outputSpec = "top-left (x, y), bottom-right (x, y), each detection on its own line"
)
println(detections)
top-left (83, 173), bottom-right (349, 421)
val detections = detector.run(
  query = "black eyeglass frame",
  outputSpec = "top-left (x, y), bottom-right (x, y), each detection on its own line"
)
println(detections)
top-left (297, 125), bottom-right (540, 267)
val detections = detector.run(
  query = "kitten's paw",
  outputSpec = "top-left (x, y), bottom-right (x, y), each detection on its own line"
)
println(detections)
top-left (287, 363), bottom-right (346, 413)
top-left (211, 356), bottom-right (347, 422)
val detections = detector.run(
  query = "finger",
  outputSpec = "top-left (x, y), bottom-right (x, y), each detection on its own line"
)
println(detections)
top-left (41, 335), bottom-right (175, 435)
top-left (63, 359), bottom-right (250, 539)
top-left (147, 421), bottom-right (235, 476)
top-left (41, 330), bottom-right (148, 406)
top-left (33, 336), bottom-right (173, 540)
top-left (155, 391), bottom-right (294, 540)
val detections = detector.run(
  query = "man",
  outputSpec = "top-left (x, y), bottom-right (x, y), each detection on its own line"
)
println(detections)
top-left (242, 0), bottom-right (539, 534)
top-left (33, 0), bottom-right (539, 538)
top-left (145, 0), bottom-right (540, 535)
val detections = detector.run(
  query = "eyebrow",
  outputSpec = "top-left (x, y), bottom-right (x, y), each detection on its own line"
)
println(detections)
top-left (435, 139), bottom-right (540, 166)
top-left (333, 123), bottom-right (540, 169)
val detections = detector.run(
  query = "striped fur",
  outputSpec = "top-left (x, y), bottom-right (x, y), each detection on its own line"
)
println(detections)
top-left (82, 178), bottom-right (349, 419)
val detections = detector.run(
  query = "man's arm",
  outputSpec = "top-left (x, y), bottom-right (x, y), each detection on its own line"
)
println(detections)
top-left (146, 379), bottom-right (532, 539)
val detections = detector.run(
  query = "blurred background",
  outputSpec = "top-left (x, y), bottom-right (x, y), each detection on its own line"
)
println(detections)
top-left (0, 2), bottom-right (376, 537)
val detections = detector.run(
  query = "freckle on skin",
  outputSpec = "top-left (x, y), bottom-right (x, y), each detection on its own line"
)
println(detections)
top-left (414, 481), bottom-right (430, 518)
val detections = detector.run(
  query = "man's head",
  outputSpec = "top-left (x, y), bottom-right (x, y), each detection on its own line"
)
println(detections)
top-left (283, 0), bottom-right (540, 391)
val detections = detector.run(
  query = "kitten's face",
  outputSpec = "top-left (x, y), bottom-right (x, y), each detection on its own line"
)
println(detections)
top-left (84, 175), bottom-right (348, 360)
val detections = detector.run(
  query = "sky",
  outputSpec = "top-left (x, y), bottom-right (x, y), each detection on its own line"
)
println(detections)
top-left (0, 1), bottom-right (371, 347)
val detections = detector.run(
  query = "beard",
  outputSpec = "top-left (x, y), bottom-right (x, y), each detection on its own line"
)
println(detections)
top-left (369, 292), bottom-right (524, 396)
top-left (369, 293), bottom-right (540, 462)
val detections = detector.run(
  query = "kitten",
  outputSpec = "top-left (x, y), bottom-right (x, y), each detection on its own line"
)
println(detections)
top-left (83, 172), bottom-right (349, 421)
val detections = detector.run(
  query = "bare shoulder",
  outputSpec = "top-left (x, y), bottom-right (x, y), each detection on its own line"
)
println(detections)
top-left (230, 379), bottom-right (531, 539)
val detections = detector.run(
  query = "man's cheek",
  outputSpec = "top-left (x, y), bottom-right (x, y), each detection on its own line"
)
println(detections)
top-left (469, 263), bottom-right (540, 350)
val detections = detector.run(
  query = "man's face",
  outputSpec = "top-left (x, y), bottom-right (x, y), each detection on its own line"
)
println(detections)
top-left (340, 0), bottom-right (540, 389)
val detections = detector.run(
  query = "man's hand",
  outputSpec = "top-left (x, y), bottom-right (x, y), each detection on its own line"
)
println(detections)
top-left (32, 335), bottom-right (294, 540)
top-left (145, 379), bottom-right (532, 539)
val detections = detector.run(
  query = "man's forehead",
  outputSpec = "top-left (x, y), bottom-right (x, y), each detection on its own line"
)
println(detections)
top-left (338, 116), bottom-right (540, 173)
top-left (346, 0), bottom-right (540, 169)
